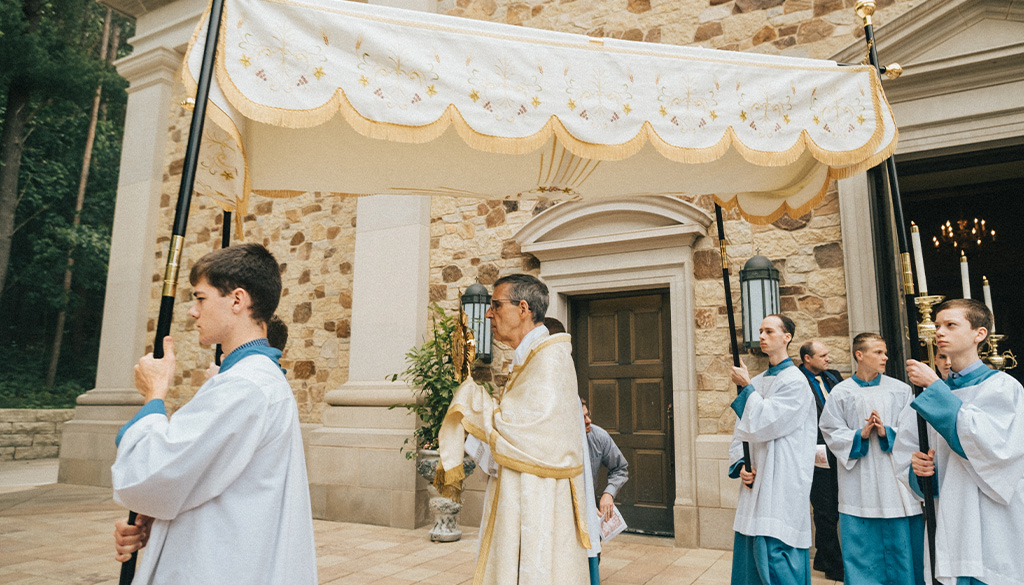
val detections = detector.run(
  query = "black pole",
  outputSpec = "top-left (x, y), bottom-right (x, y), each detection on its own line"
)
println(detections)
top-left (715, 204), bottom-right (753, 482)
top-left (858, 3), bottom-right (939, 582)
top-left (118, 0), bottom-right (226, 582)
top-left (214, 211), bottom-right (232, 366)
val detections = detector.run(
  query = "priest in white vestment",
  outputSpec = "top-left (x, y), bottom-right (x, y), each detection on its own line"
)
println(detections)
top-left (437, 274), bottom-right (590, 585)
top-left (111, 244), bottom-right (317, 585)
top-left (819, 333), bottom-right (923, 584)
top-left (894, 299), bottom-right (1024, 585)
top-left (728, 314), bottom-right (817, 585)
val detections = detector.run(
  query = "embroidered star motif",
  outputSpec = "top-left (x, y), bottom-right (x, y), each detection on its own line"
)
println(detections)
top-left (469, 90), bottom-right (480, 102)
top-left (623, 103), bottom-right (632, 115)
top-left (709, 110), bottom-right (718, 121)
top-left (359, 75), bottom-right (369, 87)
top-left (659, 105), bottom-right (667, 117)
top-left (220, 171), bottom-right (235, 181)
top-left (240, 55), bottom-right (251, 68)
top-left (313, 67), bottom-right (325, 80)
top-left (739, 110), bottom-right (747, 122)
top-left (427, 85), bottom-right (437, 97)
top-left (567, 99), bottom-right (577, 111)
top-left (857, 114), bottom-right (866, 125)
top-left (813, 115), bottom-right (820, 125)
top-left (532, 96), bottom-right (541, 108)
top-left (783, 114), bottom-right (790, 124)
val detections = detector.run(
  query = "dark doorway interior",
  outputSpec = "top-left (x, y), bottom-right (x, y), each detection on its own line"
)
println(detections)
top-left (571, 290), bottom-right (675, 536)
top-left (898, 143), bottom-right (1023, 384)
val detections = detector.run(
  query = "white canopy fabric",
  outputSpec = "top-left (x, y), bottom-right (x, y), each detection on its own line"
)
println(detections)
top-left (184, 0), bottom-right (897, 225)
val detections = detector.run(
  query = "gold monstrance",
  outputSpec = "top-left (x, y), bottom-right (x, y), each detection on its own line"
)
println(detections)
top-left (451, 305), bottom-right (476, 383)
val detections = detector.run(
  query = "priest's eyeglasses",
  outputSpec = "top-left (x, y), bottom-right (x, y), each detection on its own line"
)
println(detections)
top-left (490, 298), bottom-right (519, 310)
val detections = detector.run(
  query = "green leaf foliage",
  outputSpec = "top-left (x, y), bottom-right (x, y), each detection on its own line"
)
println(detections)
top-left (389, 304), bottom-right (460, 457)
top-left (0, 1), bottom-right (133, 405)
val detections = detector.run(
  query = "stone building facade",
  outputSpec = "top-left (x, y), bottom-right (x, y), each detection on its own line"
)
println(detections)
top-left (62, 0), bottom-right (1024, 550)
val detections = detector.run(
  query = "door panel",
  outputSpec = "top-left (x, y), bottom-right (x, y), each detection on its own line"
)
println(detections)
top-left (572, 291), bottom-right (674, 536)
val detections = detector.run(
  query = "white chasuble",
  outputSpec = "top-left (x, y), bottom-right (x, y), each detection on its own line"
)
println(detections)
top-left (111, 355), bottom-right (317, 585)
top-left (729, 364), bottom-right (818, 548)
top-left (893, 371), bottom-right (1024, 585)
top-left (438, 332), bottom-right (590, 585)
top-left (820, 375), bottom-right (920, 518)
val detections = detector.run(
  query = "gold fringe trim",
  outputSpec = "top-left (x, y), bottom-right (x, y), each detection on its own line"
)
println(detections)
top-left (569, 476), bottom-right (593, 550)
top-left (432, 460), bottom-right (465, 503)
top-left (473, 471), bottom-right (501, 585)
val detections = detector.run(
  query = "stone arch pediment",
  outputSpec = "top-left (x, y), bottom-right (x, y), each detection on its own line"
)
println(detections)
top-left (515, 196), bottom-right (713, 261)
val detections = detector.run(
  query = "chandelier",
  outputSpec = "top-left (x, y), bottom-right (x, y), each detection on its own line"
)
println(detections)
top-left (932, 218), bottom-right (996, 252)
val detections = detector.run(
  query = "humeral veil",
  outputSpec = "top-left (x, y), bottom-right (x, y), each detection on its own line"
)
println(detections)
top-left (437, 334), bottom-right (591, 585)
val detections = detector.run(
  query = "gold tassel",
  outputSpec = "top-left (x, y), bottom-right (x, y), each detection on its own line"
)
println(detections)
top-left (432, 460), bottom-right (466, 503)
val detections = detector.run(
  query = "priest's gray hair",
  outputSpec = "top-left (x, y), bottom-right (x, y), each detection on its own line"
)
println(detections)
top-left (494, 274), bottom-right (548, 324)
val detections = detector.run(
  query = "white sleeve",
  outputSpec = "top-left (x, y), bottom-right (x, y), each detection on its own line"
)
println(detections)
top-left (819, 389), bottom-right (860, 471)
top-left (957, 376), bottom-right (1024, 504)
top-left (112, 378), bottom-right (268, 520)
top-left (734, 374), bottom-right (813, 443)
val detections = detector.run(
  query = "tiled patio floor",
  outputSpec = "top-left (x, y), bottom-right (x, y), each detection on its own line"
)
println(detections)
top-left (0, 460), bottom-right (839, 585)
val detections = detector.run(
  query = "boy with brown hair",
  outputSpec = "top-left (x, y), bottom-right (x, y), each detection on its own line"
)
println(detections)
top-left (819, 332), bottom-right (923, 584)
top-left (894, 298), bottom-right (1024, 585)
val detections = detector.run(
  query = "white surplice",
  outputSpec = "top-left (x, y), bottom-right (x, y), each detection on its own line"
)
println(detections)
top-left (729, 363), bottom-right (818, 548)
top-left (112, 354), bottom-right (317, 585)
top-left (820, 375), bottom-right (920, 518)
top-left (893, 370), bottom-right (1024, 585)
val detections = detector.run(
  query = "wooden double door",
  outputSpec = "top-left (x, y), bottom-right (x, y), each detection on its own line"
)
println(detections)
top-left (571, 291), bottom-right (675, 536)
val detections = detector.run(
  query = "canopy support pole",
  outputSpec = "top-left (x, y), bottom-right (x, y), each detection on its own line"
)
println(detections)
top-left (855, 2), bottom-right (939, 582)
top-left (118, 0), bottom-right (227, 582)
top-left (214, 211), bottom-right (232, 366)
top-left (714, 204), bottom-right (752, 483)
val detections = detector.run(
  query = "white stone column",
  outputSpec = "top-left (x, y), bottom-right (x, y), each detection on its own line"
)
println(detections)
top-left (58, 45), bottom-right (184, 487)
top-left (307, 195), bottom-right (432, 528)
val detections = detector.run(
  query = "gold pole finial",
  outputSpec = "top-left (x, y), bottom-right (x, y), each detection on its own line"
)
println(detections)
top-left (883, 63), bottom-right (903, 79)
top-left (855, 0), bottom-right (876, 25)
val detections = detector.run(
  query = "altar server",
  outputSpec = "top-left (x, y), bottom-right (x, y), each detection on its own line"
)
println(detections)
top-left (111, 243), bottom-right (317, 585)
top-left (894, 298), bottom-right (1024, 585)
top-left (819, 332), bottom-right (923, 585)
top-left (728, 314), bottom-right (818, 585)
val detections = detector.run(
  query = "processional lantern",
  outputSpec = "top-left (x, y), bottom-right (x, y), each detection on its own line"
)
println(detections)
top-left (461, 283), bottom-right (492, 364)
top-left (739, 255), bottom-right (780, 350)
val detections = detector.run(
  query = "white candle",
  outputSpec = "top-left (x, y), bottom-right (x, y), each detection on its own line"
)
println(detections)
top-left (910, 222), bottom-right (928, 294)
top-left (960, 251), bottom-right (971, 299)
top-left (983, 276), bottom-right (995, 333)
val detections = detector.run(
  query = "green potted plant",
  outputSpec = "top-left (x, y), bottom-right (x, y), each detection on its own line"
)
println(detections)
top-left (390, 303), bottom-right (479, 542)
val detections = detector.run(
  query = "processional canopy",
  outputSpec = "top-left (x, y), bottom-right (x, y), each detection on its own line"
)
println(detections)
top-left (184, 0), bottom-right (897, 224)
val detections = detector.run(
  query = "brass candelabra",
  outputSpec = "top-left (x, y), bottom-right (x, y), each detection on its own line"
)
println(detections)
top-left (981, 334), bottom-right (1017, 371)
top-left (914, 295), bottom-right (945, 369)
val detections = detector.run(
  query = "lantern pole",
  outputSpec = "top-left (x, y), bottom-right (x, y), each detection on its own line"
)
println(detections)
top-left (118, 0), bottom-right (227, 582)
top-left (855, 2), bottom-right (939, 582)
top-left (714, 204), bottom-right (752, 482)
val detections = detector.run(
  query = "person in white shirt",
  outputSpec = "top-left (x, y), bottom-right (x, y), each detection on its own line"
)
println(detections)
top-left (111, 243), bottom-right (316, 585)
top-left (728, 314), bottom-right (817, 585)
top-left (819, 332), bottom-right (923, 584)
top-left (894, 298), bottom-right (1024, 585)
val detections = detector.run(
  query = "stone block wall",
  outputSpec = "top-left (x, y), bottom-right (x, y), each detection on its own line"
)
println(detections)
top-left (0, 409), bottom-right (74, 461)
top-left (442, 0), bottom-right (925, 60)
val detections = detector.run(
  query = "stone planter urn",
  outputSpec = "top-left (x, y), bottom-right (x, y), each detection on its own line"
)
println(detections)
top-left (416, 449), bottom-right (476, 542)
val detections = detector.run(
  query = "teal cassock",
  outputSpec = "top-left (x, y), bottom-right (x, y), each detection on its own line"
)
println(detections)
top-left (839, 513), bottom-right (924, 584)
top-left (731, 533), bottom-right (810, 585)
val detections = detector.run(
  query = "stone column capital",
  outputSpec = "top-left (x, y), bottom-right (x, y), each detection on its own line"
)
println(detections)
top-left (116, 46), bottom-right (183, 94)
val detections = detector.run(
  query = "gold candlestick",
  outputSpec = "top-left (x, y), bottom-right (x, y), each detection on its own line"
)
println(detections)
top-left (981, 334), bottom-right (1017, 371)
top-left (915, 295), bottom-right (945, 369)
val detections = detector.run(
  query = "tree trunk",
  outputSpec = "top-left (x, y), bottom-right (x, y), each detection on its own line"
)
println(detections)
top-left (45, 8), bottom-right (113, 387)
top-left (0, 83), bottom-right (32, 303)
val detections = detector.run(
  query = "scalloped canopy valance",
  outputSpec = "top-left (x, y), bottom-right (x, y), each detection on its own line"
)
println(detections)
top-left (184, 0), bottom-right (897, 224)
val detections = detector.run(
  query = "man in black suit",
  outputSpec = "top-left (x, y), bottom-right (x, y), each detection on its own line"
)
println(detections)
top-left (799, 340), bottom-right (844, 581)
